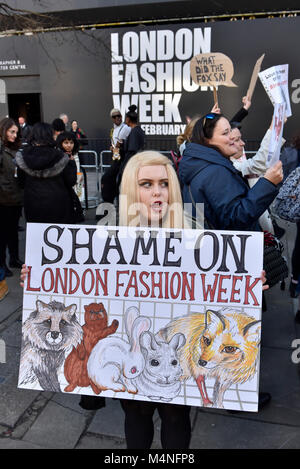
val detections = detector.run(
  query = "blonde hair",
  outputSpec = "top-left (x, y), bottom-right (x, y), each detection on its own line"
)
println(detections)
top-left (176, 115), bottom-right (201, 147)
top-left (119, 151), bottom-right (189, 228)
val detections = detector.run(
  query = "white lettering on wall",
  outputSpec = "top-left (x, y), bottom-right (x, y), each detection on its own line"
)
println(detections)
top-left (111, 27), bottom-right (211, 135)
top-left (291, 78), bottom-right (300, 104)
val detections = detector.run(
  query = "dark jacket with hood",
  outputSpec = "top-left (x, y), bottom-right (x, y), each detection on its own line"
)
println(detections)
top-left (15, 145), bottom-right (77, 223)
top-left (179, 142), bottom-right (279, 231)
top-left (0, 145), bottom-right (23, 206)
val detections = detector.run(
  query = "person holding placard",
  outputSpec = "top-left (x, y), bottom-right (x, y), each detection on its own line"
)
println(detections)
top-left (177, 96), bottom-right (251, 158)
top-left (19, 147), bottom-right (270, 444)
top-left (179, 112), bottom-right (283, 231)
top-left (119, 150), bottom-right (192, 449)
top-left (20, 150), bottom-right (192, 449)
top-left (230, 118), bottom-right (287, 234)
top-left (178, 113), bottom-right (283, 409)
top-left (230, 95), bottom-right (252, 126)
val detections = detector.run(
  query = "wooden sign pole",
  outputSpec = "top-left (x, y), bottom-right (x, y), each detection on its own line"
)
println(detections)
top-left (246, 53), bottom-right (265, 100)
top-left (213, 86), bottom-right (218, 107)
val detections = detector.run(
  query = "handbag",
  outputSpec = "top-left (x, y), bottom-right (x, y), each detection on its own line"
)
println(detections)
top-left (263, 231), bottom-right (288, 288)
top-left (273, 167), bottom-right (300, 223)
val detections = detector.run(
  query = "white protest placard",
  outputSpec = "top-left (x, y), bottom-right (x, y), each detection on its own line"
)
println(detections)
top-left (258, 64), bottom-right (292, 117)
top-left (19, 223), bottom-right (264, 412)
top-left (267, 102), bottom-right (286, 167)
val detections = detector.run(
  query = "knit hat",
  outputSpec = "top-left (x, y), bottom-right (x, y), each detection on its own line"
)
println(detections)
top-left (110, 108), bottom-right (121, 117)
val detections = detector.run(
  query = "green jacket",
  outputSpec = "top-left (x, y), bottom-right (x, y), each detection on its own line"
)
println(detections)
top-left (0, 146), bottom-right (23, 206)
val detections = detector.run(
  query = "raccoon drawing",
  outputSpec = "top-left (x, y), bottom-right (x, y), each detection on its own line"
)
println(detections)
top-left (19, 300), bottom-right (83, 392)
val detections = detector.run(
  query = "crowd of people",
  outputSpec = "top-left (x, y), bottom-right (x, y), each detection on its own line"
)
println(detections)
top-left (0, 114), bottom-right (87, 298)
top-left (0, 98), bottom-right (299, 450)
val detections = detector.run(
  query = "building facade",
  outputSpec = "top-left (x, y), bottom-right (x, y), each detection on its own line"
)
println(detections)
top-left (0, 2), bottom-right (299, 145)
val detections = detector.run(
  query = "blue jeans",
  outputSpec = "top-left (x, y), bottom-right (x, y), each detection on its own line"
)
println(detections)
top-left (0, 267), bottom-right (5, 281)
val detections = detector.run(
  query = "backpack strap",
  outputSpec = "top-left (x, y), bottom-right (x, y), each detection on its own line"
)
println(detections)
top-left (170, 150), bottom-right (183, 173)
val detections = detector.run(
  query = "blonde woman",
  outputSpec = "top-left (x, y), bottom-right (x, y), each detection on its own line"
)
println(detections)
top-left (119, 150), bottom-right (188, 229)
top-left (119, 150), bottom-right (192, 449)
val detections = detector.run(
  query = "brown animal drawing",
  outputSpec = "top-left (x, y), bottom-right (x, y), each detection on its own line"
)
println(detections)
top-left (64, 302), bottom-right (119, 394)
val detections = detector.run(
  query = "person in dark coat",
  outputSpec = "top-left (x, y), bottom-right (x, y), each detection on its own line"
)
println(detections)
top-left (117, 105), bottom-right (145, 184)
top-left (179, 111), bottom-right (283, 410)
top-left (0, 117), bottom-right (23, 276)
top-left (18, 117), bottom-right (32, 145)
top-left (52, 118), bottom-right (65, 141)
top-left (70, 120), bottom-right (88, 149)
top-left (179, 112), bottom-right (283, 231)
top-left (15, 122), bottom-right (77, 224)
top-left (280, 130), bottom-right (300, 309)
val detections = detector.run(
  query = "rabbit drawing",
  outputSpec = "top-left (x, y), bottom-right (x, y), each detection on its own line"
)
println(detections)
top-left (133, 331), bottom-right (186, 402)
top-left (87, 306), bottom-right (151, 394)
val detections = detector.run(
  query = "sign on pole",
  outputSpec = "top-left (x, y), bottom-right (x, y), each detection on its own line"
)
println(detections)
top-left (190, 52), bottom-right (237, 106)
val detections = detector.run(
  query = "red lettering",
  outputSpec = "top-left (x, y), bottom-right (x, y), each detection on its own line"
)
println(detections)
top-left (41, 268), bottom-right (54, 292)
top-left (201, 273), bottom-right (219, 302)
top-left (115, 270), bottom-right (129, 297)
top-left (217, 275), bottom-right (231, 303)
top-left (54, 268), bottom-right (68, 294)
top-left (244, 275), bottom-right (260, 306)
top-left (164, 271), bottom-right (169, 299)
top-left (170, 272), bottom-right (181, 299)
top-left (69, 268), bottom-right (80, 294)
top-left (230, 275), bottom-right (243, 303)
top-left (151, 272), bottom-right (163, 299)
top-left (181, 272), bottom-right (195, 301)
top-left (95, 269), bottom-right (108, 296)
top-left (81, 269), bottom-right (95, 295)
top-left (124, 271), bottom-right (139, 297)
top-left (139, 271), bottom-right (150, 298)
top-left (26, 266), bottom-right (40, 292)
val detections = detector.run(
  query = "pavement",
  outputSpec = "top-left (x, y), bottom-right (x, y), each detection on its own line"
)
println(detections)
top-left (0, 209), bottom-right (300, 450)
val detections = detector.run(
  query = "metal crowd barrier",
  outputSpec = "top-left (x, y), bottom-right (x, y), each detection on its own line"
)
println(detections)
top-left (99, 150), bottom-right (174, 176)
top-left (99, 150), bottom-right (114, 177)
top-left (78, 150), bottom-right (100, 208)
top-left (80, 166), bottom-right (89, 211)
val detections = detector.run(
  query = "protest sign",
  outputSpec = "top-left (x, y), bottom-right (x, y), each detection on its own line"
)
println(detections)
top-left (190, 52), bottom-right (237, 105)
top-left (259, 64), bottom-right (292, 117)
top-left (19, 223), bottom-right (263, 412)
top-left (267, 102), bottom-right (286, 167)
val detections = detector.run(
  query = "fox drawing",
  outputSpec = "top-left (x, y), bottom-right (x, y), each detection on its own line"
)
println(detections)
top-left (158, 307), bottom-right (261, 408)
